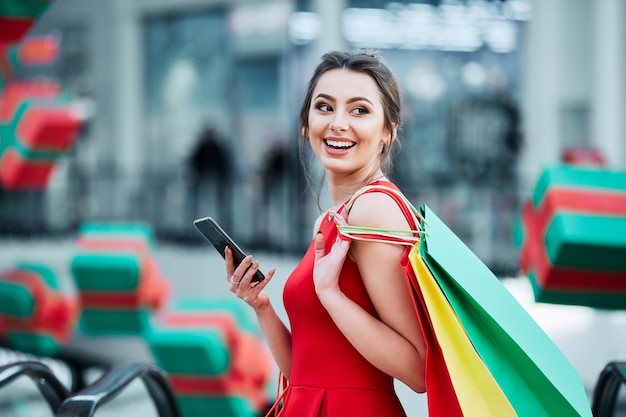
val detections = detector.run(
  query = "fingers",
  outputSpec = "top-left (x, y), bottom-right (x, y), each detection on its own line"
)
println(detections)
top-left (331, 233), bottom-right (351, 259)
top-left (314, 229), bottom-right (351, 266)
top-left (226, 248), bottom-right (258, 283)
top-left (228, 253), bottom-right (253, 286)
top-left (228, 250), bottom-right (273, 292)
top-left (252, 267), bottom-right (275, 290)
top-left (314, 231), bottom-right (325, 261)
top-left (225, 247), bottom-right (236, 279)
top-left (333, 210), bottom-right (349, 225)
top-left (329, 211), bottom-right (352, 242)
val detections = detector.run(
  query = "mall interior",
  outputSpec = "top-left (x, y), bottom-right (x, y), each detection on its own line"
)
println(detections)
top-left (0, 0), bottom-right (625, 416)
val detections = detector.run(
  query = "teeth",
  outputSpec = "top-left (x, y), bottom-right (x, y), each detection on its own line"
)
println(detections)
top-left (326, 140), bottom-right (355, 148)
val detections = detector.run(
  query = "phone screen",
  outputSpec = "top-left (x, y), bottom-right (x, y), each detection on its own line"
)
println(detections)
top-left (193, 217), bottom-right (265, 282)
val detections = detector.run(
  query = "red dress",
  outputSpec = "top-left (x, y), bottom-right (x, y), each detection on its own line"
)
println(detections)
top-left (281, 181), bottom-right (408, 417)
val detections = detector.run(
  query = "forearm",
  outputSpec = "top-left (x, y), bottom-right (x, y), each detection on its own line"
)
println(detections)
top-left (319, 290), bottom-right (425, 392)
top-left (255, 303), bottom-right (293, 379)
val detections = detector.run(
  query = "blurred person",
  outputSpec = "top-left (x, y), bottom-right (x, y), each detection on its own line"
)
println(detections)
top-left (186, 126), bottom-right (232, 227)
top-left (258, 138), bottom-right (297, 250)
top-left (223, 50), bottom-right (426, 416)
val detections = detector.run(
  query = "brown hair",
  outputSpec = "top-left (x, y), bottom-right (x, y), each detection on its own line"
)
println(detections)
top-left (298, 50), bottom-right (402, 205)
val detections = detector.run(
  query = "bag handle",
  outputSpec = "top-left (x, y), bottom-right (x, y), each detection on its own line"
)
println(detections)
top-left (337, 184), bottom-right (426, 246)
top-left (264, 371), bottom-right (288, 417)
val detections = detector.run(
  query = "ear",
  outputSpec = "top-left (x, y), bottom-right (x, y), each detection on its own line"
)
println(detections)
top-left (301, 127), bottom-right (309, 140)
top-left (390, 121), bottom-right (398, 143)
top-left (382, 122), bottom-right (397, 148)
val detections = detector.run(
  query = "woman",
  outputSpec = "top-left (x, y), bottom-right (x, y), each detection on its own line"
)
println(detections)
top-left (225, 50), bottom-right (426, 416)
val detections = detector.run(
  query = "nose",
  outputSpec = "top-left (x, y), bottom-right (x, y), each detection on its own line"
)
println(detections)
top-left (329, 113), bottom-right (348, 132)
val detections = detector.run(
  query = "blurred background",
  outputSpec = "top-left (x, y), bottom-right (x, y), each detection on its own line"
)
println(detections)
top-left (0, 0), bottom-right (564, 273)
top-left (1, 0), bottom-right (626, 416)
top-left (2, 0), bottom-right (624, 272)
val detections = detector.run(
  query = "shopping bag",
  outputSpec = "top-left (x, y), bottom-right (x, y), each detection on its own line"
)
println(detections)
top-left (402, 256), bottom-right (463, 417)
top-left (419, 204), bottom-right (591, 416)
top-left (409, 243), bottom-right (516, 416)
top-left (338, 184), bottom-right (592, 417)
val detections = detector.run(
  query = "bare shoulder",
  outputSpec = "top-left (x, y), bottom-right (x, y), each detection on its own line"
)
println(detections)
top-left (347, 189), bottom-right (412, 230)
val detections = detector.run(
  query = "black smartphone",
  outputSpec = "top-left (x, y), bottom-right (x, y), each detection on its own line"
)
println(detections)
top-left (193, 217), bottom-right (265, 283)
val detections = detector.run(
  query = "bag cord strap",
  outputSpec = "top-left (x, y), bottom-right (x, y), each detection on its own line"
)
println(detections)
top-left (265, 371), bottom-right (288, 417)
top-left (337, 184), bottom-right (425, 246)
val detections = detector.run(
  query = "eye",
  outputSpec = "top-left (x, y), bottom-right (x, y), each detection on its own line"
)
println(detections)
top-left (352, 107), bottom-right (369, 115)
top-left (316, 103), bottom-right (333, 112)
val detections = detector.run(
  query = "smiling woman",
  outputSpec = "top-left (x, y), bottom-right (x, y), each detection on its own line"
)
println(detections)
top-left (216, 50), bottom-right (427, 417)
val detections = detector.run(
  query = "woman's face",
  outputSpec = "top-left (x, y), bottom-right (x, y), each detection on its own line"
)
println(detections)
top-left (306, 69), bottom-right (392, 180)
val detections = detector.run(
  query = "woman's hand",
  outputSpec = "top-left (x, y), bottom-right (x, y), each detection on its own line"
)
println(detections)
top-left (313, 211), bottom-right (352, 300)
top-left (225, 247), bottom-right (275, 311)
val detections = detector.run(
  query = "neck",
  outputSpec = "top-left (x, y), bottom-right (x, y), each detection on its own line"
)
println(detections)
top-left (327, 171), bottom-right (386, 208)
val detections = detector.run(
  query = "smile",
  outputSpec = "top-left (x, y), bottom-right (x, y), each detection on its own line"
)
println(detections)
top-left (325, 139), bottom-right (356, 149)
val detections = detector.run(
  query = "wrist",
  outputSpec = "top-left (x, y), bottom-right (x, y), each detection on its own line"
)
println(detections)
top-left (316, 287), bottom-right (345, 310)
top-left (253, 300), bottom-right (274, 317)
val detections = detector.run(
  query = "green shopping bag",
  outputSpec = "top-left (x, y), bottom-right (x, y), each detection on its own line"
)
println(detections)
top-left (419, 204), bottom-right (591, 417)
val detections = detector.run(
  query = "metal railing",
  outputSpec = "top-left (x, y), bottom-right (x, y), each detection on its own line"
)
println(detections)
top-left (0, 361), bottom-right (70, 414)
top-left (56, 362), bottom-right (181, 417)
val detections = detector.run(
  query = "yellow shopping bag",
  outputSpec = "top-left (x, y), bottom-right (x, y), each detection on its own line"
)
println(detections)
top-left (409, 243), bottom-right (517, 416)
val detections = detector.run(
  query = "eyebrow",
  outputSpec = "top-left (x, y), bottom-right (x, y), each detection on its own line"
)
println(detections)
top-left (314, 93), bottom-right (373, 105)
